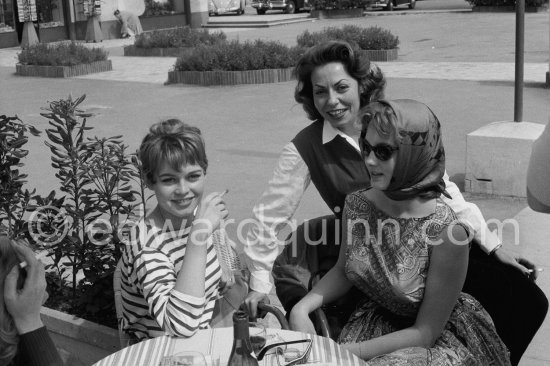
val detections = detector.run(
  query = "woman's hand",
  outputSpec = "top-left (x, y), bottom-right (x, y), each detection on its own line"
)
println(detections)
top-left (195, 191), bottom-right (229, 234)
top-left (289, 304), bottom-right (316, 335)
top-left (493, 246), bottom-right (540, 281)
top-left (3, 243), bottom-right (48, 335)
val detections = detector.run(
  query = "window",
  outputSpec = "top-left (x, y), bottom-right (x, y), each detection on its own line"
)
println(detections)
top-left (36, 0), bottom-right (63, 27)
top-left (0, 0), bottom-right (15, 32)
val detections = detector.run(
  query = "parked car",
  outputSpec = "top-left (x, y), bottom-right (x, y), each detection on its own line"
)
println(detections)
top-left (367, 0), bottom-right (415, 10)
top-left (250, 0), bottom-right (311, 14)
top-left (209, 0), bottom-right (246, 15)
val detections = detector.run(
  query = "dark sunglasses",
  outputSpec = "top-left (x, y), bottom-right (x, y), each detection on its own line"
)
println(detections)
top-left (359, 129), bottom-right (399, 162)
top-left (257, 339), bottom-right (313, 366)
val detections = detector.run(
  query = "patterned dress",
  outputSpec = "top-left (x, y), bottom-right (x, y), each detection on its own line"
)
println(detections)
top-left (337, 190), bottom-right (511, 365)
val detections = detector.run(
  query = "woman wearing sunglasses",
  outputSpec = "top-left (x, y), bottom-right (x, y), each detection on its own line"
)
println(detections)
top-left (290, 99), bottom-right (511, 364)
top-left (242, 41), bottom-right (547, 365)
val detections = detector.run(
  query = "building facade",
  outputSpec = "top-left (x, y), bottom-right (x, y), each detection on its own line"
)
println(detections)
top-left (0, 0), bottom-right (207, 48)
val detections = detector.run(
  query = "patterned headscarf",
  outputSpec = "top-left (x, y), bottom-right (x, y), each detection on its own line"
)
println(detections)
top-left (360, 99), bottom-right (450, 201)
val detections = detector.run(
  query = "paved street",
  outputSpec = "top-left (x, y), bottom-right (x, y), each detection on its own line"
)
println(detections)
top-left (0, 7), bottom-right (549, 365)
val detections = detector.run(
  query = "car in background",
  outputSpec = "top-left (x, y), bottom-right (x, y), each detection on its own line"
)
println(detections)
top-left (367, 0), bottom-right (415, 10)
top-left (250, 0), bottom-right (311, 14)
top-left (209, 0), bottom-right (246, 15)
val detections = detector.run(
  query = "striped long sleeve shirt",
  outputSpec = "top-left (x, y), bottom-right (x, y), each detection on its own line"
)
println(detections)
top-left (120, 219), bottom-right (222, 340)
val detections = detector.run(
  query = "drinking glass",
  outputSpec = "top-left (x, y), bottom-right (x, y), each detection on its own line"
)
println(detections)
top-left (162, 351), bottom-right (208, 366)
top-left (249, 321), bottom-right (267, 356)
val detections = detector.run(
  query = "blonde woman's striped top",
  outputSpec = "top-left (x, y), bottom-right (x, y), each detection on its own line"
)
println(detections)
top-left (120, 219), bottom-right (221, 340)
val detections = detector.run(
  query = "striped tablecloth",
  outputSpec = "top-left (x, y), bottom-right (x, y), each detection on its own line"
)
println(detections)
top-left (93, 327), bottom-right (367, 366)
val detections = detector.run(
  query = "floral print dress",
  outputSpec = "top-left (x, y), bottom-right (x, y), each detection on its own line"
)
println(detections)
top-left (337, 190), bottom-right (511, 366)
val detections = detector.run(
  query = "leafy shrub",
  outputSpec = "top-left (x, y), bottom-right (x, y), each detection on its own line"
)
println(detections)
top-left (17, 42), bottom-right (108, 66)
top-left (0, 115), bottom-right (41, 238)
top-left (134, 27), bottom-right (226, 49)
top-left (0, 96), bottom-right (148, 328)
top-left (312, 0), bottom-right (368, 9)
top-left (174, 40), bottom-right (306, 71)
top-left (37, 95), bottom-right (145, 327)
top-left (297, 25), bottom-right (399, 50)
top-left (465, 0), bottom-right (547, 6)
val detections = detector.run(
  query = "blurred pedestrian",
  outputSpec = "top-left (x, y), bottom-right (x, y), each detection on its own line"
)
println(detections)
top-left (113, 9), bottom-right (143, 38)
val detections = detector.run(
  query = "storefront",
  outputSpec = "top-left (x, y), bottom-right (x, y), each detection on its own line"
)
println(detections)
top-left (0, 0), bottom-right (207, 48)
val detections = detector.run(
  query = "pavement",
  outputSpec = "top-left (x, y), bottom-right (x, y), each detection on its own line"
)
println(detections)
top-left (0, 6), bottom-right (549, 365)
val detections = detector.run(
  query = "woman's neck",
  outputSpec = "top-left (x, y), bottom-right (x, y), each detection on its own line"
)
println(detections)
top-left (147, 206), bottom-right (192, 232)
top-left (338, 124), bottom-right (360, 141)
top-left (366, 189), bottom-right (436, 219)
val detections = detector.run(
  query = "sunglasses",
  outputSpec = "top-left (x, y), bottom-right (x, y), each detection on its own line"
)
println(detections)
top-left (257, 339), bottom-right (313, 366)
top-left (359, 129), bottom-right (399, 162)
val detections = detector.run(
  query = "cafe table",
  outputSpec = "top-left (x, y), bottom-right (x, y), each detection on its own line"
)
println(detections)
top-left (92, 327), bottom-right (368, 366)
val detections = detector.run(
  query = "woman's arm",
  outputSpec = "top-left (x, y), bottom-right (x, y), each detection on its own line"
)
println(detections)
top-left (288, 208), bottom-right (353, 333)
top-left (135, 248), bottom-right (207, 337)
top-left (343, 223), bottom-right (469, 360)
top-left (441, 172), bottom-right (501, 254)
top-left (243, 142), bottom-right (311, 316)
top-left (17, 327), bottom-right (64, 366)
top-left (175, 192), bottom-right (227, 298)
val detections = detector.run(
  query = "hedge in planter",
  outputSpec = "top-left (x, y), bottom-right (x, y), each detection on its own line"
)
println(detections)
top-left (125, 27), bottom-right (227, 57)
top-left (297, 25), bottom-right (399, 61)
top-left (168, 40), bottom-right (306, 85)
top-left (310, 0), bottom-right (368, 18)
top-left (16, 42), bottom-right (111, 77)
top-left (466, 0), bottom-right (547, 10)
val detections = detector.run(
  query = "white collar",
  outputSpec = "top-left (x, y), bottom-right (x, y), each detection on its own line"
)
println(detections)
top-left (321, 120), bottom-right (361, 152)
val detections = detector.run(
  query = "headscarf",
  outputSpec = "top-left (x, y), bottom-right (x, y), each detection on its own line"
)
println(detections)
top-left (361, 99), bottom-right (450, 201)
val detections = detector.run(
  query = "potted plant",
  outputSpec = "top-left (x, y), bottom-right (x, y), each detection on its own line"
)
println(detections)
top-left (168, 39), bottom-right (305, 86)
top-left (16, 42), bottom-right (112, 77)
top-left (309, 0), bottom-right (367, 18)
top-left (297, 25), bottom-right (400, 61)
top-left (124, 27), bottom-right (227, 57)
top-left (0, 95), bottom-right (147, 365)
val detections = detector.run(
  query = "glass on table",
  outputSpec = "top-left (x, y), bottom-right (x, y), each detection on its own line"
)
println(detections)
top-left (248, 321), bottom-right (267, 356)
top-left (162, 351), bottom-right (220, 366)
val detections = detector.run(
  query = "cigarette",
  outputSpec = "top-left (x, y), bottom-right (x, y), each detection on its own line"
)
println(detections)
top-left (527, 268), bottom-right (544, 273)
top-left (19, 251), bottom-right (49, 269)
top-left (220, 189), bottom-right (229, 197)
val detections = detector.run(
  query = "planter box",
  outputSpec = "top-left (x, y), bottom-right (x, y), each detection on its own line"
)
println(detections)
top-left (167, 67), bottom-right (295, 86)
top-left (472, 4), bottom-right (548, 12)
top-left (359, 48), bottom-right (398, 62)
top-left (124, 45), bottom-right (193, 57)
top-left (41, 306), bottom-right (119, 366)
top-left (310, 8), bottom-right (364, 19)
top-left (16, 60), bottom-right (112, 78)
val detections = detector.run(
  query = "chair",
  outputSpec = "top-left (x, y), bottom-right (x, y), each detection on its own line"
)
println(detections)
top-left (113, 259), bottom-right (133, 349)
top-left (272, 216), bottom-right (357, 340)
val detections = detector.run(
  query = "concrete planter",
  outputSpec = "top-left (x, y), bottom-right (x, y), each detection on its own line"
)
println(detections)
top-left (167, 67), bottom-right (295, 86)
top-left (41, 306), bottom-right (119, 366)
top-left (359, 48), bottom-right (398, 62)
top-left (124, 45), bottom-right (193, 57)
top-left (310, 8), bottom-right (364, 19)
top-left (16, 60), bottom-right (112, 78)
